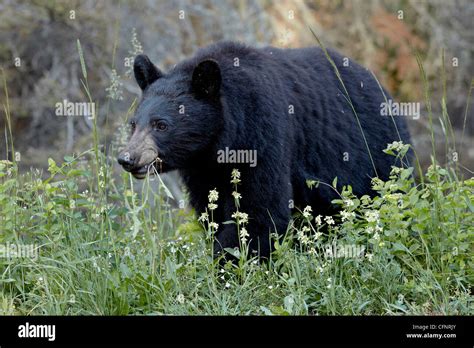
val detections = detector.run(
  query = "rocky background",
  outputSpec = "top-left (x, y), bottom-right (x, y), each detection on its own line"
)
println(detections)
top-left (0, 0), bottom-right (472, 175)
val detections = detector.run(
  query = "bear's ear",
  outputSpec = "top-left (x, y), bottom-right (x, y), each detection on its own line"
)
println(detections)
top-left (191, 59), bottom-right (221, 99)
top-left (134, 54), bottom-right (162, 91)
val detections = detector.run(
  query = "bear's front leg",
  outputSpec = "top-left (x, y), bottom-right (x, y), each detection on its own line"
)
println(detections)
top-left (213, 225), bottom-right (240, 259)
top-left (213, 217), bottom-right (280, 259)
top-left (213, 191), bottom-right (291, 259)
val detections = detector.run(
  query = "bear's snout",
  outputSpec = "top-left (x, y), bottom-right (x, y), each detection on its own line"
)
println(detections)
top-left (117, 151), bottom-right (136, 171)
top-left (117, 127), bottom-right (162, 178)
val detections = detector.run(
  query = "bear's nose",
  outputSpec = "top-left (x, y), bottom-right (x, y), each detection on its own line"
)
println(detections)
top-left (117, 152), bottom-right (135, 171)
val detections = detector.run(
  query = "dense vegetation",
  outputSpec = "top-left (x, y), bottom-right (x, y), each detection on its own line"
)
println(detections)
top-left (0, 0), bottom-right (472, 315)
top-left (0, 139), bottom-right (472, 314)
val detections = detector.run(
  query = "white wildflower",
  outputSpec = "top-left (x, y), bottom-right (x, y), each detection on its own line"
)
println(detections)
top-left (176, 294), bottom-right (185, 304)
top-left (302, 206), bottom-right (313, 219)
top-left (240, 227), bottom-right (249, 243)
top-left (208, 189), bottom-right (219, 202)
top-left (315, 215), bottom-right (322, 226)
top-left (105, 69), bottom-right (123, 101)
top-left (232, 191), bottom-right (241, 200)
top-left (324, 216), bottom-right (335, 225)
top-left (209, 222), bottom-right (219, 230)
top-left (365, 210), bottom-right (380, 223)
top-left (125, 28), bottom-right (144, 77)
top-left (232, 211), bottom-right (249, 224)
top-left (301, 226), bottom-right (310, 233)
top-left (344, 199), bottom-right (354, 207)
top-left (385, 141), bottom-right (406, 153)
top-left (298, 234), bottom-right (311, 245)
top-left (198, 212), bottom-right (209, 222)
top-left (340, 210), bottom-right (355, 222)
top-left (231, 169), bottom-right (241, 184)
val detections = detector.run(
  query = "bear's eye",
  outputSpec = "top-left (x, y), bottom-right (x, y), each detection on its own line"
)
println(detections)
top-left (151, 120), bottom-right (168, 132)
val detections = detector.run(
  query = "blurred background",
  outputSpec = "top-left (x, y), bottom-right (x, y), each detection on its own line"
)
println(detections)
top-left (0, 0), bottom-right (473, 176)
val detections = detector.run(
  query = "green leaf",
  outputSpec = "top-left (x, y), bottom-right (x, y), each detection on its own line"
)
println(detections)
top-left (221, 220), bottom-right (235, 225)
top-left (224, 247), bottom-right (240, 258)
top-left (464, 195), bottom-right (474, 213)
top-left (76, 39), bottom-right (87, 80)
top-left (392, 242), bottom-right (410, 254)
top-left (119, 263), bottom-right (132, 278)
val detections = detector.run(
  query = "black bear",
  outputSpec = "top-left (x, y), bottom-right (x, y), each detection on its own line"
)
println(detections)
top-left (118, 41), bottom-right (411, 258)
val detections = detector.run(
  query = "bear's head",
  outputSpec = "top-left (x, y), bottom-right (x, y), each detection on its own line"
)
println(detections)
top-left (118, 54), bottom-right (223, 178)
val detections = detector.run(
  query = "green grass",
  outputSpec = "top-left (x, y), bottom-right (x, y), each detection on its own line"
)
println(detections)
top-left (0, 142), bottom-right (472, 315)
top-left (0, 38), bottom-right (472, 316)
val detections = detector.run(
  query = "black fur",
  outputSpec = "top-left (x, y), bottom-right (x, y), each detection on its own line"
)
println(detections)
top-left (125, 41), bottom-right (411, 258)
top-left (134, 54), bottom-right (162, 91)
